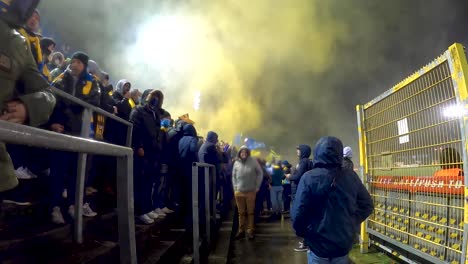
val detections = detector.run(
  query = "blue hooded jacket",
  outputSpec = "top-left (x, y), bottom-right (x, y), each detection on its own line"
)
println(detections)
top-left (198, 131), bottom-right (220, 165)
top-left (291, 137), bottom-right (373, 258)
top-left (289, 144), bottom-right (312, 196)
top-left (178, 124), bottom-right (199, 163)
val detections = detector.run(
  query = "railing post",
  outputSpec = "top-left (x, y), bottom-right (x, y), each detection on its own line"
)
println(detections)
top-left (74, 108), bottom-right (92, 244)
top-left (204, 167), bottom-right (211, 246)
top-left (125, 124), bottom-right (133, 147)
top-left (211, 166), bottom-right (217, 225)
top-left (192, 163), bottom-right (200, 264)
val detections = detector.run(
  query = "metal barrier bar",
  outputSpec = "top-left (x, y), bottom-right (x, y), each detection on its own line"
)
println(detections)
top-left (51, 87), bottom-right (132, 127)
top-left (117, 155), bottom-right (136, 264)
top-left (446, 43), bottom-right (468, 264)
top-left (192, 162), bottom-right (216, 264)
top-left (192, 164), bottom-right (200, 264)
top-left (356, 104), bottom-right (370, 253)
top-left (0, 120), bottom-right (136, 264)
top-left (74, 108), bottom-right (92, 244)
top-left (211, 166), bottom-right (217, 226)
top-left (204, 167), bottom-right (211, 246)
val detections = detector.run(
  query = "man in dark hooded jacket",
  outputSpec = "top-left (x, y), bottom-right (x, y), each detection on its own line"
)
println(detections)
top-left (130, 90), bottom-right (163, 224)
top-left (287, 144), bottom-right (312, 252)
top-left (198, 131), bottom-right (220, 165)
top-left (288, 144), bottom-right (312, 201)
top-left (292, 137), bottom-right (373, 263)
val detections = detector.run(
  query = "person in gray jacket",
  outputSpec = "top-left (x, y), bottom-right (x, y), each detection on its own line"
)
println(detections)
top-left (232, 146), bottom-right (263, 239)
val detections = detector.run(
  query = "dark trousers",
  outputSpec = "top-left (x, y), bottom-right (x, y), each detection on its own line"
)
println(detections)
top-left (283, 184), bottom-right (291, 211)
top-left (49, 151), bottom-right (78, 208)
top-left (133, 156), bottom-right (155, 216)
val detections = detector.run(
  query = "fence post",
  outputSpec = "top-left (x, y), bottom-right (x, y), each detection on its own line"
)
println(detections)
top-left (204, 166), bottom-right (211, 246)
top-left (211, 166), bottom-right (217, 225)
top-left (125, 124), bottom-right (133, 147)
top-left (116, 154), bottom-right (136, 264)
top-left (74, 108), bottom-right (92, 244)
top-left (192, 163), bottom-right (200, 264)
top-left (356, 105), bottom-right (370, 254)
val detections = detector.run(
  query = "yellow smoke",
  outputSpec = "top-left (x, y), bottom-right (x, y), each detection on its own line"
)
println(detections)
top-left (131, 0), bottom-right (349, 142)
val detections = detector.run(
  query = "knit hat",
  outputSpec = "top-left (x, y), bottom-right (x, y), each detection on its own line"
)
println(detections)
top-left (343, 146), bottom-right (353, 158)
top-left (71, 51), bottom-right (89, 66)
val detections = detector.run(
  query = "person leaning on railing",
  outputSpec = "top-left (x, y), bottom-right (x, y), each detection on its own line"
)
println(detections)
top-left (0, 0), bottom-right (56, 192)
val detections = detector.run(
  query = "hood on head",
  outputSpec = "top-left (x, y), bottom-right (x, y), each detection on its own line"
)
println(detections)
top-left (206, 131), bottom-right (218, 144)
top-left (313, 136), bottom-right (343, 167)
top-left (87, 60), bottom-right (105, 81)
top-left (343, 146), bottom-right (353, 158)
top-left (297, 144), bottom-right (312, 159)
top-left (116, 79), bottom-right (131, 95)
top-left (237, 145), bottom-right (251, 159)
top-left (182, 124), bottom-right (197, 137)
top-left (141, 89), bottom-right (153, 105)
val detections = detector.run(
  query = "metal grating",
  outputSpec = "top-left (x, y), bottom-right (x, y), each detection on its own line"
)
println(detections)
top-left (359, 44), bottom-right (468, 264)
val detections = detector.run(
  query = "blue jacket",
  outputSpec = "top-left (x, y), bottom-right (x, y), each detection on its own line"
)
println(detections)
top-left (178, 124), bottom-right (199, 163)
top-left (289, 144), bottom-right (312, 196)
top-left (291, 137), bottom-right (373, 258)
top-left (198, 131), bottom-right (220, 165)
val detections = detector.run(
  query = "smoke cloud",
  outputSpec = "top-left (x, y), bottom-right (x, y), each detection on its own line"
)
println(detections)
top-left (39, 0), bottom-right (468, 161)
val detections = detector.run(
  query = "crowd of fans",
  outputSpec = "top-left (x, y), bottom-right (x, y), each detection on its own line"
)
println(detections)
top-left (1, 7), bottom-right (240, 228)
top-left (1, 7), bottom-right (371, 263)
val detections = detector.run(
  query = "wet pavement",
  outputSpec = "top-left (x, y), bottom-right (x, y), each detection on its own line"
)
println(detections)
top-left (229, 216), bottom-right (308, 264)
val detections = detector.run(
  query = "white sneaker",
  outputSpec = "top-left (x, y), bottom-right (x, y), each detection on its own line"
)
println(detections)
top-left (51, 206), bottom-right (65, 224)
top-left (23, 167), bottom-right (38, 179)
top-left (68, 205), bottom-right (75, 219)
top-left (138, 214), bottom-right (154, 224)
top-left (14, 167), bottom-right (29, 179)
top-left (154, 208), bottom-right (166, 217)
top-left (162, 207), bottom-right (174, 214)
top-left (62, 189), bottom-right (67, 199)
top-left (83, 203), bottom-right (97, 217)
top-left (147, 211), bottom-right (159, 220)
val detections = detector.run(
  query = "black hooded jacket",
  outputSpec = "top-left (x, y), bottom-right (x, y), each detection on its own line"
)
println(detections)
top-left (291, 137), bottom-right (373, 258)
top-left (129, 103), bottom-right (162, 157)
top-left (289, 144), bottom-right (312, 197)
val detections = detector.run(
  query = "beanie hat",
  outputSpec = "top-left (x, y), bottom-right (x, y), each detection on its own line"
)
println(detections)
top-left (40, 37), bottom-right (55, 51)
top-left (71, 51), bottom-right (89, 66)
top-left (343, 146), bottom-right (353, 158)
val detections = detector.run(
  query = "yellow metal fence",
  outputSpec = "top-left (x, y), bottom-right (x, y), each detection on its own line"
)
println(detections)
top-left (357, 43), bottom-right (468, 264)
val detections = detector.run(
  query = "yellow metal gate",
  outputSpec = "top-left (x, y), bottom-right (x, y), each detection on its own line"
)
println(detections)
top-left (357, 43), bottom-right (468, 264)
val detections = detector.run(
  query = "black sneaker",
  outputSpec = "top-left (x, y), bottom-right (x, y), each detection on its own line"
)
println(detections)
top-left (294, 242), bottom-right (308, 252)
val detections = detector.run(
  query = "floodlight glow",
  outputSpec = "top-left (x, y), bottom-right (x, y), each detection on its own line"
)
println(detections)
top-left (443, 105), bottom-right (465, 118)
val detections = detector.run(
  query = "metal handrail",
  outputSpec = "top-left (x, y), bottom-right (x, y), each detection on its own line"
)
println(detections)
top-left (0, 120), bottom-right (136, 264)
top-left (191, 162), bottom-right (217, 264)
top-left (51, 87), bottom-right (132, 127)
top-left (0, 120), bottom-right (131, 155)
top-left (50, 86), bottom-right (134, 248)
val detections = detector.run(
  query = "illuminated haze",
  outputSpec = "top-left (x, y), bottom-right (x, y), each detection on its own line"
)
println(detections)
top-left (40, 0), bottom-right (468, 161)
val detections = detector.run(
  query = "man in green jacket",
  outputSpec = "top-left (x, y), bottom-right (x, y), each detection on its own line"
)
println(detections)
top-left (0, 0), bottom-right (56, 192)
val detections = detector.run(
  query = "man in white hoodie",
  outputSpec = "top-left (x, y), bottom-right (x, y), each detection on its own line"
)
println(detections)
top-left (232, 146), bottom-right (263, 239)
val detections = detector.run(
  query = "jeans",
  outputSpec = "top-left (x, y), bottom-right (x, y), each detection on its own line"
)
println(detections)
top-left (235, 191), bottom-right (256, 234)
top-left (307, 250), bottom-right (349, 264)
top-left (270, 186), bottom-right (283, 214)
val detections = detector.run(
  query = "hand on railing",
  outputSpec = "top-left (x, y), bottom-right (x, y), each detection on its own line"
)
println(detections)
top-left (50, 123), bottom-right (65, 133)
top-left (0, 100), bottom-right (28, 124)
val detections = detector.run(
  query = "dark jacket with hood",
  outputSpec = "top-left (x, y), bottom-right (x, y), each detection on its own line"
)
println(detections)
top-left (178, 124), bottom-right (199, 163)
top-left (129, 96), bottom-right (162, 158)
top-left (291, 137), bottom-right (373, 258)
top-left (49, 69), bottom-right (100, 136)
top-left (289, 144), bottom-right (312, 197)
top-left (198, 131), bottom-right (220, 165)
